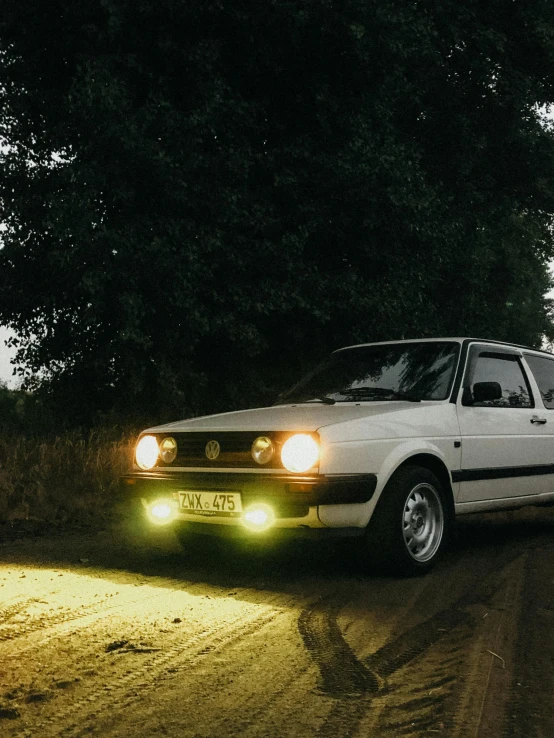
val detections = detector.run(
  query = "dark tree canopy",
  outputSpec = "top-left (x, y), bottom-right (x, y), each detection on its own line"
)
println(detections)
top-left (2, 0), bottom-right (554, 424)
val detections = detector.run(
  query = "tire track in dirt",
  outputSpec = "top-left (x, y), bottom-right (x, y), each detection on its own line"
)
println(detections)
top-left (298, 594), bottom-right (381, 698)
top-left (365, 607), bottom-right (473, 679)
top-left (298, 548), bottom-right (528, 737)
top-left (373, 622), bottom-right (474, 736)
top-left (17, 604), bottom-right (284, 738)
top-left (297, 591), bottom-right (381, 738)
top-left (0, 591), bottom-right (174, 648)
top-left (219, 669), bottom-right (313, 738)
top-left (93, 622), bottom-right (315, 738)
top-left (0, 575), bottom-right (252, 651)
top-left (502, 544), bottom-right (554, 738)
top-left (0, 598), bottom-right (42, 626)
top-left (298, 594), bottom-right (472, 737)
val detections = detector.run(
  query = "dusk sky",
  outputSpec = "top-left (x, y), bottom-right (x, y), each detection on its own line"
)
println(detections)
top-left (0, 326), bottom-right (17, 387)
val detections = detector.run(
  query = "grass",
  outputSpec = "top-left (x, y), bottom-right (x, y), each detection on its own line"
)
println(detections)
top-left (0, 429), bottom-right (136, 530)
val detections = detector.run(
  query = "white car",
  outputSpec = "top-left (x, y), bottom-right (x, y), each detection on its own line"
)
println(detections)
top-left (122, 338), bottom-right (554, 574)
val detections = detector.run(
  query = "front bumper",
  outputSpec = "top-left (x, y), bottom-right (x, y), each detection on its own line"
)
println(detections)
top-left (121, 470), bottom-right (377, 524)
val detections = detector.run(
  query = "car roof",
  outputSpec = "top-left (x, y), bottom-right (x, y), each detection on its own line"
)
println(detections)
top-left (335, 337), bottom-right (554, 358)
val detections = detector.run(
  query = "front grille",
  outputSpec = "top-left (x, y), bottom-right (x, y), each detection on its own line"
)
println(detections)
top-left (157, 431), bottom-right (287, 469)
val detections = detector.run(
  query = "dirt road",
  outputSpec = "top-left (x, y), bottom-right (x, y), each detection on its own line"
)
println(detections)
top-left (0, 508), bottom-right (553, 737)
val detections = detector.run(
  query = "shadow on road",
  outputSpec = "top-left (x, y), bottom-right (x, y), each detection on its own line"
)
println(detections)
top-left (1, 506), bottom-right (553, 596)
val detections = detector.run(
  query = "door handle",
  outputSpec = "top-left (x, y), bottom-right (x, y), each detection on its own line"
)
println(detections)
top-left (530, 416), bottom-right (547, 425)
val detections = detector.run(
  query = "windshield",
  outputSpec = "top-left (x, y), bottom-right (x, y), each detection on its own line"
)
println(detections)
top-left (276, 341), bottom-right (461, 404)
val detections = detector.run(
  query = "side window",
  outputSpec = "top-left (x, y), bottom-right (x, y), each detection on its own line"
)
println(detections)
top-left (462, 351), bottom-right (533, 408)
top-left (524, 354), bottom-right (554, 409)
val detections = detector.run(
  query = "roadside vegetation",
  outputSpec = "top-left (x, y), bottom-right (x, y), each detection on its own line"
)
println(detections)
top-left (0, 383), bottom-right (135, 533)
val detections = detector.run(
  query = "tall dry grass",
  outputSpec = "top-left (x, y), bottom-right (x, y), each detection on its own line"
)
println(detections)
top-left (0, 429), bottom-right (136, 528)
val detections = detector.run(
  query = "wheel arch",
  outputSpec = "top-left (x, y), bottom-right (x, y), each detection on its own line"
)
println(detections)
top-left (363, 455), bottom-right (454, 575)
top-left (392, 453), bottom-right (455, 519)
top-left (318, 442), bottom-right (456, 529)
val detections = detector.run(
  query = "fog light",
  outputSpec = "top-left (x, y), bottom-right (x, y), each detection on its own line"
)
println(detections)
top-left (148, 498), bottom-right (177, 525)
top-left (242, 503), bottom-right (275, 532)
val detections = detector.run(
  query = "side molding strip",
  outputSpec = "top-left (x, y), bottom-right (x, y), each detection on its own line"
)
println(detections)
top-left (452, 464), bottom-right (554, 483)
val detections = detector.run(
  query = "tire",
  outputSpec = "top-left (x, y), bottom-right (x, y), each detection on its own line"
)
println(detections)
top-left (363, 465), bottom-right (450, 576)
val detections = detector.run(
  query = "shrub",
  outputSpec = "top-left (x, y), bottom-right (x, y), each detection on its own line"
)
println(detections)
top-left (0, 429), bottom-right (135, 528)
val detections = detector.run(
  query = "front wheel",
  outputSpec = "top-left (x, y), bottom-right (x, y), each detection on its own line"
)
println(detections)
top-left (363, 466), bottom-right (451, 576)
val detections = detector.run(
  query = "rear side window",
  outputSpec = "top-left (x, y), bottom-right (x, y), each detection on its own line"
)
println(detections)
top-left (524, 354), bottom-right (554, 409)
top-left (463, 351), bottom-right (533, 408)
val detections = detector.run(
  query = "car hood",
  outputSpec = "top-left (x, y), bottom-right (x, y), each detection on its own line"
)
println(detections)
top-left (145, 401), bottom-right (438, 434)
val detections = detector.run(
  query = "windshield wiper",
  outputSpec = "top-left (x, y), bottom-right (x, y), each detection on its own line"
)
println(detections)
top-left (338, 387), bottom-right (421, 402)
top-left (304, 396), bottom-right (336, 405)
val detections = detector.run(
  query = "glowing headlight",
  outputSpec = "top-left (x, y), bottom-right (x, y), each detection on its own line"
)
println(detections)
top-left (251, 436), bottom-right (274, 465)
top-left (281, 434), bottom-right (319, 473)
top-left (135, 435), bottom-right (159, 470)
top-left (160, 436), bottom-right (178, 464)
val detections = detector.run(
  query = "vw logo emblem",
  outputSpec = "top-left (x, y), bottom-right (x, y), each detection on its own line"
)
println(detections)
top-left (205, 440), bottom-right (221, 460)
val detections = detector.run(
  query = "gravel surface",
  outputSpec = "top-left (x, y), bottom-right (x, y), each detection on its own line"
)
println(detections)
top-left (0, 508), bottom-right (553, 737)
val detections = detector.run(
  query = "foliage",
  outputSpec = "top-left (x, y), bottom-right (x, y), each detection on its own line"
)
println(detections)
top-left (0, 427), bottom-right (135, 526)
top-left (0, 381), bottom-right (56, 435)
top-left (2, 0), bottom-right (554, 423)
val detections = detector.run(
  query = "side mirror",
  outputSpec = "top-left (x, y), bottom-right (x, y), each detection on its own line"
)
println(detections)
top-left (472, 381), bottom-right (502, 404)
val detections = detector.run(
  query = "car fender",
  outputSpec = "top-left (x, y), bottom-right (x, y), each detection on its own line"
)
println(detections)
top-left (317, 438), bottom-right (455, 528)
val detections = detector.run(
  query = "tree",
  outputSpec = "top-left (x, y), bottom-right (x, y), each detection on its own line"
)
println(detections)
top-left (2, 0), bottom-right (554, 424)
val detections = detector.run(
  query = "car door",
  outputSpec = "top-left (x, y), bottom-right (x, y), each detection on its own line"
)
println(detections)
top-left (520, 351), bottom-right (554, 495)
top-left (455, 343), bottom-right (546, 503)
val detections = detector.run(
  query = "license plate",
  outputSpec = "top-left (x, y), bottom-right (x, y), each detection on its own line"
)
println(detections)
top-left (178, 491), bottom-right (242, 516)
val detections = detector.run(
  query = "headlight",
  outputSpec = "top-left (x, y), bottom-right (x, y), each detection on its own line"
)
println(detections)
top-left (281, 434), bottom-right (319, 473)
top-left (251, 436), bottom-right (274, 465)
top-left (135, 435), bottom-right (159, 470)
top-left (160, 437), bottom-right (178, 464)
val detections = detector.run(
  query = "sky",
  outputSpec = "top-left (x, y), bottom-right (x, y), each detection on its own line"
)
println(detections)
top-left (0, 326), bottom-right (18, 388)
